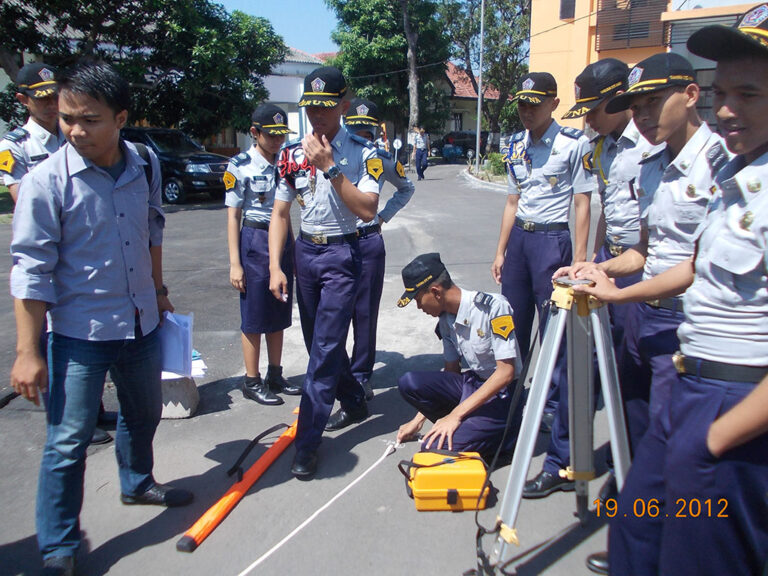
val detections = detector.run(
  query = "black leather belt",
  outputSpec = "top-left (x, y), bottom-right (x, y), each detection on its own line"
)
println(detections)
top-left (242, 219), bottom-right (269, 230)
top-left (645, 297), bottom-right (683, 312)
top-left (514, 219), bottom-right (569, 232)
top-left (300, 230), bottom-right (358, 245)
top-left (357, 223), bottom-right (381, 238)
top-left (673, 352), bottom-right (768, 384)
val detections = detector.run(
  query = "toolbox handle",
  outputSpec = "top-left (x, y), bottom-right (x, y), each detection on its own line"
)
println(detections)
top-left (397, 450), bottom-right (488, 481)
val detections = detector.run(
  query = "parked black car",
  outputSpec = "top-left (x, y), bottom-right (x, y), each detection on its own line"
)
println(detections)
top-left (121, 127), bottom-right (229, 204)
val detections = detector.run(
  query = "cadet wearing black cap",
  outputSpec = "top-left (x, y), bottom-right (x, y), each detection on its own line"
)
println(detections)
top-left (492, 71), bottom-right (595, 493)
top-left (597, 7), bottom-right (768, 575)
top-left (563, 52), bottom-right (728, 576)
top-left (269, 66), bottom-right (382, 478)
top-left (525, 59), bottom-right (664, 504)
top-left (224, 103), bottom-right (300, 406)
top-left (396, 253), bottom-right (523, 461)
top-left (0, 62), bottom-right (65, 201)
top-left (343, 98), bottom-right (415, 400)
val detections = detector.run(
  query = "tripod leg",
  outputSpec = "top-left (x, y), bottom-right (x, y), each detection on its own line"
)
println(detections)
top-left (567, 306), bottom-right (594, 524)
top-left (490, 306), bottom-right (569, 565)
top-left (591, 305), bottom-right (631, 490)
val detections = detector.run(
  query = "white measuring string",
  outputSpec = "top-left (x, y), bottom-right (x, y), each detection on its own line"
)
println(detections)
top-left (235, 440), bottom-right (401, 576)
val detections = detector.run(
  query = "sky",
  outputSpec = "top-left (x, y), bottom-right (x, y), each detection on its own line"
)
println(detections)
top-left (217, 0), bottom-right (340, 55)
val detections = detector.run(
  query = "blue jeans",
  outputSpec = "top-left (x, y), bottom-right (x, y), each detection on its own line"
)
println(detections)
top-left (37, 328), bottom-right (162, 559)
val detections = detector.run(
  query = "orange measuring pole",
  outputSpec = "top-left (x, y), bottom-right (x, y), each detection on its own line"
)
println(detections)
top-left (176, 418), bottom-right (298, 552)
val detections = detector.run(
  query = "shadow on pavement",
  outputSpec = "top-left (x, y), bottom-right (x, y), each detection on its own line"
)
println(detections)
top-left (0, 533), bottom-right (41, 576)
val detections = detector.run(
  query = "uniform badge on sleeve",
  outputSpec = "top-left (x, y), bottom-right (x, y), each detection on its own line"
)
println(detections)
top-left (366, 158), bottom-right (384, 181)
top-left (0, 149), bottom-right (15, 174)
top-left (222, 171), bottom-right (236, 191)
top-left (582, 151), bottom-right (593, 173)
top-left (395, 161), bottom-right (406, 178)
top-left (490, 315), bottom-right (515, 340)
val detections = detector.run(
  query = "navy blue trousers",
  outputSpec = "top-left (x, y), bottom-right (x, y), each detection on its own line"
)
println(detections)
top-left (542, 243), bottom-right (642, 473)
top-left (415, 148), bottom-right (428, 179)
top-left (293, 237), bottom-right (366, 453)
top-left (398, 370), bottom-right (522, 460)
top-left (609, 371), bottom-right (768, 576)
top-left (351, 231), bottom-right (385, 382)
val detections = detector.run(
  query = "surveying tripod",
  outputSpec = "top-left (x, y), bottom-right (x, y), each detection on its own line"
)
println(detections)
top-left (489, 278), bottom-right (632, 568)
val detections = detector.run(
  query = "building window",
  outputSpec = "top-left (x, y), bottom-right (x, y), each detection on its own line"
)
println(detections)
top-left (596, 0), bottom-right (666, 51)
top-left (560, 0), bottom-right (575, 19)
top-left (453, 113), bottom-right (463, 131)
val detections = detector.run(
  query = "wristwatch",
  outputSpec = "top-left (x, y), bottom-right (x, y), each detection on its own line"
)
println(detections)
top-left (156, 284), bottom-right (169, 297)
top-left (323, 165), bottom-right (341, 180)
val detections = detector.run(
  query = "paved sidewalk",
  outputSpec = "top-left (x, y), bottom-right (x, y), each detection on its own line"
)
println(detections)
top-left (0, 164), bottom-right (610, 576)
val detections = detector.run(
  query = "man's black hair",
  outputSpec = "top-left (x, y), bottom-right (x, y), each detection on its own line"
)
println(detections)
top-left (56, 61), bottom-right (131, 115)
top-left (433, 269), bottom-right (453, 290)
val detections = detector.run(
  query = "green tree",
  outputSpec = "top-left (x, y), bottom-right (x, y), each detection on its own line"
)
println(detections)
top-left (325, 0), bottom-right (451, 140)
top-left (440, 0), bottom-right (529, 150)
top-left (0, 0), bottom-right (286, 138)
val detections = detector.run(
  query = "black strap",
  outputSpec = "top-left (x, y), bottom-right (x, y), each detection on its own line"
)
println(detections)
top-left (226, 423), bottom-right (289, 481)
top-left (133, 142), bottom-right (154, 187)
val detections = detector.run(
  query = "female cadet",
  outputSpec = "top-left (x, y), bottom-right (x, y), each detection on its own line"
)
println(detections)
top-left (225, 104), bottom-right (301, 405)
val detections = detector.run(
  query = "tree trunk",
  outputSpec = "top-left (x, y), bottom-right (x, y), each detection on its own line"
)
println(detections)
top-left (400, 0), bottom-right (419, 131)
top-left (0, 47), bottom-right (20, 81)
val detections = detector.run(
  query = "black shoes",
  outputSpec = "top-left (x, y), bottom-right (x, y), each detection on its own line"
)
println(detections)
top-left (90, 427), bottom-right (113, 445)
top-left (291, 450), bottom-right (318, 479)
top-left (586, 551), bottom-right (609, 575)
top-left (539, 411), bottom-right (555, 434)
top-left (242, 375), bottom-right (283, 405)
top-left (265, 365), bottom-right (302, 396)
top-left (597, 472), bottom-right (617, 505)
top-left (360, 379), bottom-right (374, 401)
top-left (121, 482), bottom-right (194, 507)
top-left (325, 404), bottom-right (369, 431)
top-left (41, 555), bottom-right (75, 576)
top-left (522, 470), bottom-right (575, 499)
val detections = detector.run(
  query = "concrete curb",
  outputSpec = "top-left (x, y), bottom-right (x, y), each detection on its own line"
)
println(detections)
top-left (460, 168), bottom-right (508, 192)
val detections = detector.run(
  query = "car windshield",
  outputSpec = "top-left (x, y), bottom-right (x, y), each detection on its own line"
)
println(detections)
top-left (147, 131), bottom-right (203, 154)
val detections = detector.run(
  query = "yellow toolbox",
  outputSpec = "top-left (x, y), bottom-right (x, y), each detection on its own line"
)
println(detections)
top-left (398, 450), bottom-right (491, 511)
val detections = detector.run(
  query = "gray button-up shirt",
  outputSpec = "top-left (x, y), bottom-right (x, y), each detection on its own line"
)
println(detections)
top-left (0, 118), bottom-right (66, 186)
top-left (439, 290), bottom-right (523, 381)
top-left (224, 146), bottom-right (277, 224)
top-left (506, 120), bottom-right (595, 224)
top-left (10, 140), bottom-right (165, 340)
top-left (678, 152), bottom-right (768, 366)
top-left (594, 120), bottom-right (662, 246)
top-left (275, 126), bottom-right (381, 236)
top-left (637, 123), bottom-right (727, 281)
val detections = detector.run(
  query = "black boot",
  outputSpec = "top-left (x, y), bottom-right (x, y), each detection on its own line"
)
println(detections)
top-left (265, 365), bottom-right (302, 396)
top-left (242, 374), bottom-right (283, 405)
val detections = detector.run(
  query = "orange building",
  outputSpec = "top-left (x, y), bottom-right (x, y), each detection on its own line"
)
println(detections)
top-left (530, 0), bottom-right (756, 129)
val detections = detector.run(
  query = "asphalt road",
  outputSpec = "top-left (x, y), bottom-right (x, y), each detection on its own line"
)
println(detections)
top-left (0, 164), bottom-right (610, 576)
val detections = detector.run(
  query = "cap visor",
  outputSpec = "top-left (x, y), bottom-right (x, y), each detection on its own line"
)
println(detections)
top-left (562, 98), bottom-right (602, 119)
top-left (688, 26), bottom-right (768, 60)
top-left (397, 292), bottom-right (413, 308)
top-left (298, 96), bottom-right (341, 108)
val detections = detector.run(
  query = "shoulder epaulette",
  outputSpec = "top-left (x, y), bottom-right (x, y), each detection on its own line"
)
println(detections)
top-left (434, 321), bottom-right (443, 341)
top-left (376, 148), bottom-right (392, 160)
top-left (349, 133), bottom-right (375, 148)
top-left (705, 141), bottom-right (728, 176)
top-left (4, 127), bottom-right (29, 143)
top-left (509, 131), bottom-right (525, 143)
top-left (590, 133), bottom-right (602, 144)
top-left (281, 138), bottom-right (302, 151)
top-left (639, 147), bottom-right (665, 165)
top-left (473, 291), bottom-right (494, 308)
top-left (559, 126), bottom-right (583, 140)
top-left (230, 152), bottom-right (250, 167)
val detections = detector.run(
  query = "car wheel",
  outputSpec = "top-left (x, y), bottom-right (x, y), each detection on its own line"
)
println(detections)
top-left (163, 178), bottom-right (186, 204)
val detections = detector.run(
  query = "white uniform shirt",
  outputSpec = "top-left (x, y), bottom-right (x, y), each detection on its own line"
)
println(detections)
top-left (594, 120), bottom-right (663, 246)
top-left (637, 123), bottom-right (728, 280)
top-left (275, 126), bottom-right (381, 236)
top-left (356, 146), bottom-right (414, 227)
top-left (0, 118), bottom-right (66, 186)
top-left (438, 290), bottom-right (523, 381)
top-left (678, 152), bottom-right (768, 366)
top-left (224, 146), bottom-right (277, 224)
top-left (506, 120), bottom-right (595, 224)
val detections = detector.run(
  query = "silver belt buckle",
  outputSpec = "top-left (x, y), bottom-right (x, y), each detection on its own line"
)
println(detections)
top-left (310, 233), bottom-right (327, 245)
top-left (609, 244), bottom-right (623, 257)
top-left (523, 220), bottom-right (535, 232)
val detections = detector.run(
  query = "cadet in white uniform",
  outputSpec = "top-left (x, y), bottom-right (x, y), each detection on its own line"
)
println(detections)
top-left (225, 103), bottom-right (300, 406)
top-left (396, 253), bottom-right (523, 461)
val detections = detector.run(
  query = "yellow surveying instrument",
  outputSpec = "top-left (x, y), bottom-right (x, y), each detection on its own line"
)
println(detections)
top-left (480, 278), bottom-right (632, 571)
